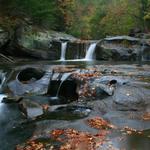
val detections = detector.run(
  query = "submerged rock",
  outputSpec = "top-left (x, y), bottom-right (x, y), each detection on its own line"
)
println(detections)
top-left (35, 105), bottom-right (92, 121)
top-left (54, 105), bottom-right (91, 117)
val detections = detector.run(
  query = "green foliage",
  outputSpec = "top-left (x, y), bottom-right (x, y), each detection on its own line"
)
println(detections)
top-left (0, 0), bottom-right (61, 29)
top-left (0, 0), bottom-right (150, 38)
top-left (93, 0), bottom-right (136, 37)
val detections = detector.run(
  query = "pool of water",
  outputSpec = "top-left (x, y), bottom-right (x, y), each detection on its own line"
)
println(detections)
top-left (0, 94), bottom-right (35, 150)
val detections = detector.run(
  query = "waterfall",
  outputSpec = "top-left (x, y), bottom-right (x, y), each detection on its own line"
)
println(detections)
top-left (60, 42), bottom-right (67, 61)
top-left (56, 73), bottom-right (72, 97)
top-left (49, 72), bottom-right (72, 102)
top-left (84, 43), bottom-right (97, 61)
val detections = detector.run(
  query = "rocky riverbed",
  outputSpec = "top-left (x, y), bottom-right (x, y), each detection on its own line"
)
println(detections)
top-left (0, 62), bottom-right (150, 150)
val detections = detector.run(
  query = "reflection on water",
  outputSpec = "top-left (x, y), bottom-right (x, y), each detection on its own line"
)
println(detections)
top-left (0, 60), bottom-right (150, 70)
top-left (16, 60), bottom-right (150, 67)
top-left (0, 94), bottom-right (35, 150)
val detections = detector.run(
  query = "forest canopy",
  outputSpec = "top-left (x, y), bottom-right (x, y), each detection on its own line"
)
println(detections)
top-left (0, 0), bottom-right (150, 39)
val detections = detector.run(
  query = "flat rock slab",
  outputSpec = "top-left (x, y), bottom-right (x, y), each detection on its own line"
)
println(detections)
top-left (113, 85), bottom-right (150, 108)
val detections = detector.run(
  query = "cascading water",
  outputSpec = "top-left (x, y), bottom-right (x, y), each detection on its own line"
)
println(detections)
top-left (84, 43), bottom-right (97, 61)
top-left (60, 42), bottom-right (67, 61)
top-left (50, 72), bottom-right (72, 102)
top-left (55, 72), bottom-right (72, 97)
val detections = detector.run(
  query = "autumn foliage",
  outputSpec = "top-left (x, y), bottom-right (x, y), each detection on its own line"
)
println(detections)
top-left (0, 0), bottom-right (150, 39)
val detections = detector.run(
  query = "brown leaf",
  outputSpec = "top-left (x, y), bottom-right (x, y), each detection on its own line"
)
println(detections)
top-left (142, 112), bottom-right (150, 121)
top-left (86, 117), bottom-right (116, 129)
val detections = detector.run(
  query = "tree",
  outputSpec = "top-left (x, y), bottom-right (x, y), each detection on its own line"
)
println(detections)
top-left (141, 0), bottom-right (150, 31)
top-left (0, 0), bottom-right (61, 29)
top-left (91, 0), bottom-right (137, 38)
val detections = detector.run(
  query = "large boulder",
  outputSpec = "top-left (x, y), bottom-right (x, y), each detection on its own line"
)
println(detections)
top-left (113, 85), bottom-right (150, 110)
top-left (7, 67), bottom-right (51, 96)
top-left (8, 25), bottom-right (76, 60)
top-left (4, 66), bottom-right (79, 101)
top-left (97, 36), bottom-right (141, 61)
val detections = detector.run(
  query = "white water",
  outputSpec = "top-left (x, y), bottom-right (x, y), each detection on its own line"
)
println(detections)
top-left (56, 72), bottom-right (72, 97)
top-left (84, 43), bottom-right (97, 61)
top-left (50, 72), bottom-right (72, 101)
top-left (60, 42), bottom-right (67, 61)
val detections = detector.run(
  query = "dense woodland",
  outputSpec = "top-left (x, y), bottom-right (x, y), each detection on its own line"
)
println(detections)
top-left (0, 0), bottom-right (150, 39)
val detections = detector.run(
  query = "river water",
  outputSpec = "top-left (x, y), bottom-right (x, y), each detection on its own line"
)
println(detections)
top-left (0, 60), bottom-right (150, 150)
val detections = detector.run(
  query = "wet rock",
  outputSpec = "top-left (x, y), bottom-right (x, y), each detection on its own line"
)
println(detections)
top-left (95, 83), bottom-right (115, 96)
top-left (66, 40), bottom-right (89, 59)
top-left (35, 105), bottom-right (91, 121)
top-left (17, 67), bottom-right (45, 83)
top-left (104, 36), bottom-right (140, 42)
top-left (113, 85), bottom-right (150, 108)
top-left (95, 42), bottom-right (112, 60)
top-left (103, 110), bottom-right (150, 130)
top-left (0, 100), bottom-right (35, 150)
top-left (97, 36), bottom-right (141, 61)
top-left (8, 25), bottom-right (76, 60)
top-left (89, 77), bottom-right (119, 98)
top-left (7, 67), bottom-right (51, 96)
top-left (65, 40), bottom-right (100, 60)
top-left (97, 76), bottom-right (130, 85)
top-left (19, 99), bottom-right (44, 119)
top-left (54, 105), bottom-right (91, 117)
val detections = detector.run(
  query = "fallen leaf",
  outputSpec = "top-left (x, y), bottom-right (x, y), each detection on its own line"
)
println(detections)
top-left (86, 117), bottom-right (116, 129)
top-left (142, 112), bottom-right (150, 121)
